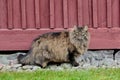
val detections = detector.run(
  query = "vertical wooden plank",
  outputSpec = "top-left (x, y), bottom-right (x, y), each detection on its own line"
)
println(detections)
top-left (26, 0), bottom-right (35, 29)
top-left (83, 0), bottom-right (89, 26)
top-left (13, 0), bottom-right (21, 29)
top-left (40, 0), bottom-right (50, 28)
top-left (68, 0), bottom-right (77, 28)
top-left (50, 0), bottom-right (55, 29)
top-left (35, 0), bottom-right (40, 29)
top-left (77, 0), bottom-right (83, 26)
top-left (112, 0), bottom-right (119, 28)
top-left (0, 0), bottom-right (7, 29)
top-left (88, 0), bottom-right (93, 28)
top-left (92, 0), bottom-right (98, 28)
top-left (21, 0), bottom-right (27, 29)
top-left (54, 0), bottom-right (63, 28)
top-left (7, 0), bottom-right (13, 29)
top-left (97, 0), bottom-right (107, 28)
top-left (63, 0), bottom-right (68, 29)
top-left (107, 0), bottom-right (112, 28)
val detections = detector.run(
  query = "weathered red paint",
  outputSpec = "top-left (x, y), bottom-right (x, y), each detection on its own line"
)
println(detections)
top-left (21, 0), bottom-right (27, 29)
top-left (107, 0), bottom-right (112, 28)
top-left (0, 0), bottom-right (120, 50)
top-left (63, 0), bottom-right (68, 29)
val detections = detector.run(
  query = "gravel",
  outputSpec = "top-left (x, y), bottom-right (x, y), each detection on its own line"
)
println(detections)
top-left (0, 50), bottom-right (120, 72)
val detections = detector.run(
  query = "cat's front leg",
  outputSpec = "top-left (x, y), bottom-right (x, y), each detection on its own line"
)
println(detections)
top-left (70, 58), bottom-right (79, 67)
top-left (68, 52), bottom-right (79, 67)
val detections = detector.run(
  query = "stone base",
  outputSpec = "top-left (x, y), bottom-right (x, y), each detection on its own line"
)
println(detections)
top-left (0, 50), bottom-right (120, 71)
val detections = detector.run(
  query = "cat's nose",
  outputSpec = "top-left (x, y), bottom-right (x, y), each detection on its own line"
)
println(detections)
top-left (78, 37), bottom-right (83, 40)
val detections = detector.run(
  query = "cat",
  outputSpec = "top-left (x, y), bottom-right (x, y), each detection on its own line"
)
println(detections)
top-left (17, 25), bottom-right (90, 68)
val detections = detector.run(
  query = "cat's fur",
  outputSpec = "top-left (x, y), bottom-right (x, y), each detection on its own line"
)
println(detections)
top-left (18, 26), bottom-right (90, 68)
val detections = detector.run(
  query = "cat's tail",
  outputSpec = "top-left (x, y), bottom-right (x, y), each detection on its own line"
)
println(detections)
top-left (17, 52), bottom-right (34, 65)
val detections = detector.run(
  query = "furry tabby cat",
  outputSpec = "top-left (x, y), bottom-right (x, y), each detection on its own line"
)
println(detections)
top-left (18, 25), bottom-right (90, 68)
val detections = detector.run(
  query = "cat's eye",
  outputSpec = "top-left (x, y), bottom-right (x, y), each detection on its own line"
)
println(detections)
top-left (76, 32), bottom-right (79, 35)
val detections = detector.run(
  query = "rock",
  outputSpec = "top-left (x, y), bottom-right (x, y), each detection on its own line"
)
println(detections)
top-left (82, 64), bottom-right (98, 69)
top-left (115, 51), bottom-right (120, 60)
top-left (60, 63), bottom-right (72, 69)
top-left (1, 66), bottom-right (12, 71)
top-left (22, 65), bottom-right (33, 70)
top-left (82, 63), bottom-right (91, 68)
top-left (102, 50), bottom-right (114, 59)
top-left (98, 61), bottom-right (104, 67)
top-left (94, 53), bottom-right (105, 61)
top-left (81, 51), bottom-right (93, 63)
top-left (7, 54), bottom-right (18, 60)
top-left (56, 66), bottom-right (64, 70)
top-left (32, 66), bottom-right (41, 71)
top-left (11, 64), bottom-right (22, 68)
top-left (78, 61), bottom-right (84, 67)
top-left (75, 54), bottom-right (85, 63)
top-left (91, 60), bottom-right (100, 67)
top-left (103, 59), bottom-right (117, 67)
top-left (115, 60), bottom-right (120, 65)
top-left (0, 56), bottom-right (10, 65)
top-left (47, 65), bottom-right (58, 70)
top-left (72, 65), bottom-right (84, 70)
top-left (9, 59), bottom-right (19, 66)
top-left (10, 67), bottom-right (17, 71)
top-left (17, 67), bottom-right (23, 72)
top-left (88, 66), bottom-right (98, 69)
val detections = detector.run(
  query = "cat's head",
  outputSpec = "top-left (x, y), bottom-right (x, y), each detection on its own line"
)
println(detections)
top-left (70, 25), bottom-right (89, 40)
top-left (69, 25), bottom-right (90, 53)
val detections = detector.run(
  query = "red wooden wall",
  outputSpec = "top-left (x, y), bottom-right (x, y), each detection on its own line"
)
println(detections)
top-left (0, 0), bottom-right (120, 50)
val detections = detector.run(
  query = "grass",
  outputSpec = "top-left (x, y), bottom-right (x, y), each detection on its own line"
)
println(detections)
top-left (0, 68), bottom-right (120, 80)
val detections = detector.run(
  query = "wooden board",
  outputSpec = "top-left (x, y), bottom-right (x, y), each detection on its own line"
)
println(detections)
top-left (0, 0), bottom-right (120, 50)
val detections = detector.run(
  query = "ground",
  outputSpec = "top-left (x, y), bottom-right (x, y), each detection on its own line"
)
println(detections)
top-left (0, 50), bottom-right (120, 71)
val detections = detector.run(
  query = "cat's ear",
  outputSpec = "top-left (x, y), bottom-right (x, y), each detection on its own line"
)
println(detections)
top-left (83, 25), bottom-right (88, 31)
top-left (70, 25), bottom-right (77, 31)
top-left (73, 25), bottom-right (78, 30)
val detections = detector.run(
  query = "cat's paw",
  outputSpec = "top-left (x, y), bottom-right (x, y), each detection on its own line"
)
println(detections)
top-left (72, 62), bottom-right (79, 67)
